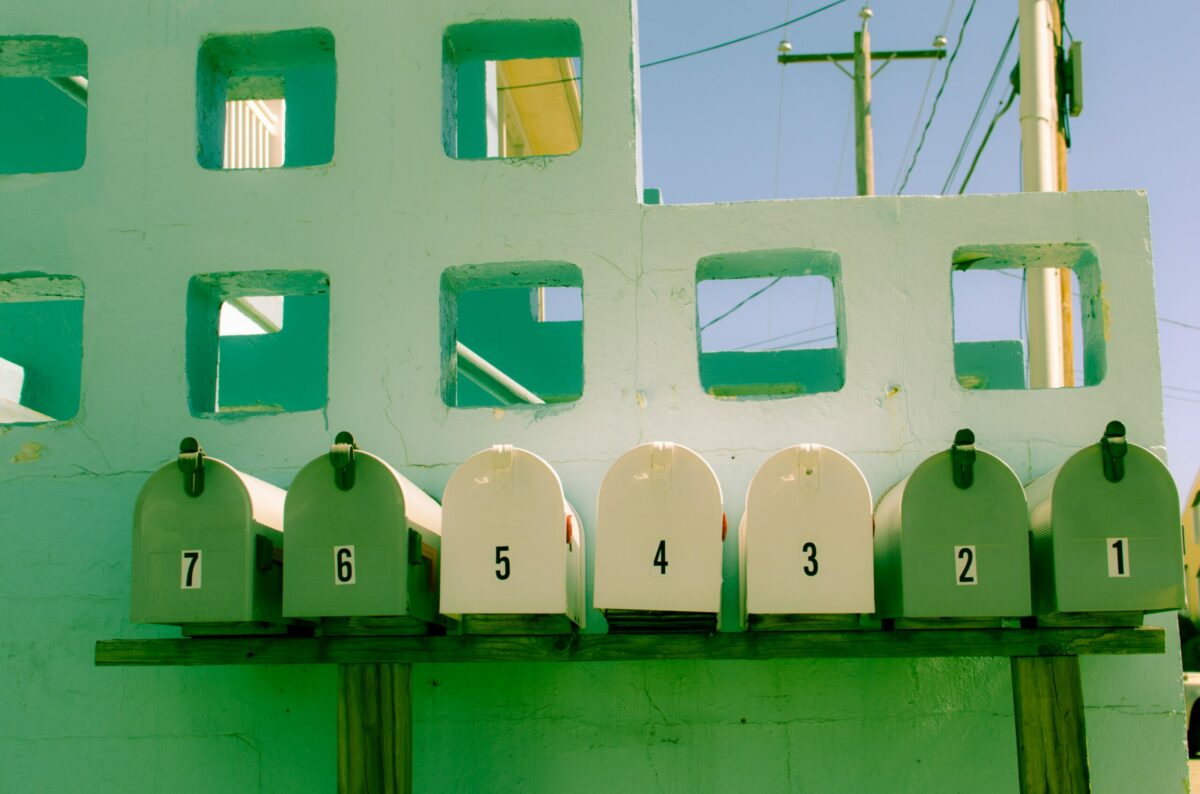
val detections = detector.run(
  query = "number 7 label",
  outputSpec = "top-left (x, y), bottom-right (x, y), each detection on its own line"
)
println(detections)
top-left (181, 550), bottom-right (202, 589)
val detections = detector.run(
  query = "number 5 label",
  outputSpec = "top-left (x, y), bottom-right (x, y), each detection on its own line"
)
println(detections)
top-left (1107, 538), bottom-right (1130, 578)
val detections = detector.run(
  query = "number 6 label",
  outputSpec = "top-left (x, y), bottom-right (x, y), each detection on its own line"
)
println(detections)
top-left (334, 545), bottom-right (355, 585)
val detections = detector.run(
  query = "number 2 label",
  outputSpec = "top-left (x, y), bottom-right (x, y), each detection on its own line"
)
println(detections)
top-left (181, 550), bottom-right (202, 589)
top-left (1107, 538), bottom-right (1130, 578)
top-left (955, 545), bottom-right (976, 585)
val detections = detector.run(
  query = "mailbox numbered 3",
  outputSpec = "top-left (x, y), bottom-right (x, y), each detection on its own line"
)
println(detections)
top-left (180, 550), bottom-right (202, 589)
top-left (1107, 537), bottom-right (1130, 578)
top-left (334, 545), bottom-right (356, 585)
top-left (955, 545), bottom-right (977, 586)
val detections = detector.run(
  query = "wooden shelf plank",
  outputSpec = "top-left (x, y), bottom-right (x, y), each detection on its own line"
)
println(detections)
top-left (95, 626), bottom-right (1164, 667)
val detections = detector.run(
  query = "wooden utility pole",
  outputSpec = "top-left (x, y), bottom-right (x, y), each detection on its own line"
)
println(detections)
top-left (778, 7), bottom-right (946, 196)
top-left (853, 20), bottom-right (874, 195)
top-left (1050, 0), bottom-right (1074, 386)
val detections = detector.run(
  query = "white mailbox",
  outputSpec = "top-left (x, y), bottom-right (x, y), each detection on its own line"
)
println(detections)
top-left (440, 445), bottom-right (585, 628)
top-left (740, 444), bottom-right (874, 628)
top-left (594, 442), bottom-right (724, 620)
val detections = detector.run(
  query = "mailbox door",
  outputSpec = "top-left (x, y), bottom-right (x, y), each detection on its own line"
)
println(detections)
top-left (744, 445), bottom-right (874, 616)
top-left (283, 452), bottom-right (411, 619)
top-left (132, 460), bottom-right (263, 624)
top-left (1048, 444), bottom-right (1183, 612)
top-left (594, 443), bottom-right (723, 613)
top-left (440, 447), bottom-right (569, 615)
top-left (899, 450), bottom-right (1032, 618)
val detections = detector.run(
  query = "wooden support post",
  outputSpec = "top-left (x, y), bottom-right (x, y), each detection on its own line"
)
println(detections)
top-left (338, 662), bottom-right (412, 794)
top-left (1011, 655), bottom-right (1090, 794)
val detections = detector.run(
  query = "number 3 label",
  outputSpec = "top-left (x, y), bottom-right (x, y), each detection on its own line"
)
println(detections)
top-left (334, 545), bottom-right (355, 585)
top-left (1107, 538), bottom-right (1130, 578)
top-left (955, 545), bottom-right (977, 586)
top-left (181, 550), bottom-right (202, 589)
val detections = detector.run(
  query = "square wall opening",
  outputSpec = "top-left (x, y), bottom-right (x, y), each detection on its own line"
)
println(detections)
top-left (0, 37), bottom-right (87, 174)
top-left (441, 262), bottom-right (583, 407)
top-left (443, 20), bottom-right (582, 159)
top-left (0, 273), bottom-right (83, 424)
top-left (187, 271), bottom-right (329, 416)
top-left (696, 249), bottom-right (845, 399)
top-left (197, 28), bottom-right (335, 170)
top-left (952, 243), bottom-right (1104, 390)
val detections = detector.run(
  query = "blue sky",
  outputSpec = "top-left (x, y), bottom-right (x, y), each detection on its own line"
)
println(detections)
top-left (636, 0), bottom-right (1200, 498)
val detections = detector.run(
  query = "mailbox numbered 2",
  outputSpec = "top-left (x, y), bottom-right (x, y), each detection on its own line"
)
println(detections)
top-left (334, 545), bottom-right (355, 585)
top-left (181, 550), bottom-right (202, 589)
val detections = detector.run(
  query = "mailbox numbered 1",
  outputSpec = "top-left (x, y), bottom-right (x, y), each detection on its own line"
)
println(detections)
top-left (955, 545), bottom-right (977, 586)
top-left (1107, 537), bottom-right (1130, 578)
top-left (180, 549), bottom-right (202, 589)
top-left (334, 545), bottom-right (356, 585)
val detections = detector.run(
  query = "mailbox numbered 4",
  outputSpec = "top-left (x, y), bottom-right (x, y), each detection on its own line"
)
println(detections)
top-left (334, 545), bottom-right (356, 585)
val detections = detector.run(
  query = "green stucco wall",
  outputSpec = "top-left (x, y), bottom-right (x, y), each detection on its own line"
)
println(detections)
top-left (0, 1), bottom-right (1186, 792)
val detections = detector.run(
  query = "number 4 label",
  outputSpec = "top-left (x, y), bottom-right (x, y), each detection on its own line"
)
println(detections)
top-left (1108, 538), bottom-right (1130, 578)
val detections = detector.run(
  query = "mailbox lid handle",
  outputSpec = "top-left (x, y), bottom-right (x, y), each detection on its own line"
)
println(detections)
top-left (329, 431), bottom-right (358, 491)
top-left (177, 437), bottom-right (205, 498)
top-left (1100, 420), bottom-right (1127, 483)
top-left (950, 428), bottom-right (976, 490)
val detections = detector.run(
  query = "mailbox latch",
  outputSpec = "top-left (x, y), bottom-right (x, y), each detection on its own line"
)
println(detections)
top-left (329, 431), bottom-right (358, 491)
top-left (177, 437), bottom-right (205, 498)
top-left (1101, 420), bottom-right (1127, 484)
top-left (950, 428), bottom-right (976, 490)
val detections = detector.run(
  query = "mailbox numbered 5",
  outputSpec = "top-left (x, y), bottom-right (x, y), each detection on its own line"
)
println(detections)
top-left (955, 545), bottom-right (977, 586)
top-left (180, 550), bottom-right (202, 589)
top-left (334, 545), bottom-right (356, 585)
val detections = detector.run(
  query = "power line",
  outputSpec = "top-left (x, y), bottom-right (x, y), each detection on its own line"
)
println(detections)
top-left (956, 87), bottom-right (1016, 194)
top-left (941, 19), bottom-right (1017, 194)
top-left (1165, 384), bottom-right (1200, 396)
top-left (732, 320), bottom-right (836, 351)
top-left (641, 0), bottom-right (849, 69)
top-left (1160, 317), bottom-right (1200, 332)
top-left (891, 0), bottom-right (958, 193)
top-left (896, 0), bottom-right (978, 194)
top-left (497, 76), bottom-right (581, 92)
top-left (771, 333), bottom-right (838, 350)
top-left (700, 277), bottom-right (783, 331)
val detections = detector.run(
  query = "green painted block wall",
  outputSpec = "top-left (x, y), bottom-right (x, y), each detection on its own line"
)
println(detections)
top-left (0, 1), bottom-right (1186, 792)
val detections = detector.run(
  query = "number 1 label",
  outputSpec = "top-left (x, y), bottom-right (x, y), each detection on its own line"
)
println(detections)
top-left (1107, 538), bottom-right (1130, 578)
top-left (181, 550), bottom-right (202, 589)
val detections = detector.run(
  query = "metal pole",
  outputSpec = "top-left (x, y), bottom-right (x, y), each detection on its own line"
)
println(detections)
top-left (1019, 0), bottom-right (1064, 388)
top-left (853, 8), bottom-right (875, 196)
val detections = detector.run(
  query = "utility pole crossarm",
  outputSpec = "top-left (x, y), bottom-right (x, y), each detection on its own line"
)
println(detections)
top-left (776, 8), bottom-right (946, 197)
top-left (777, 49), bottom-right (946, 64)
